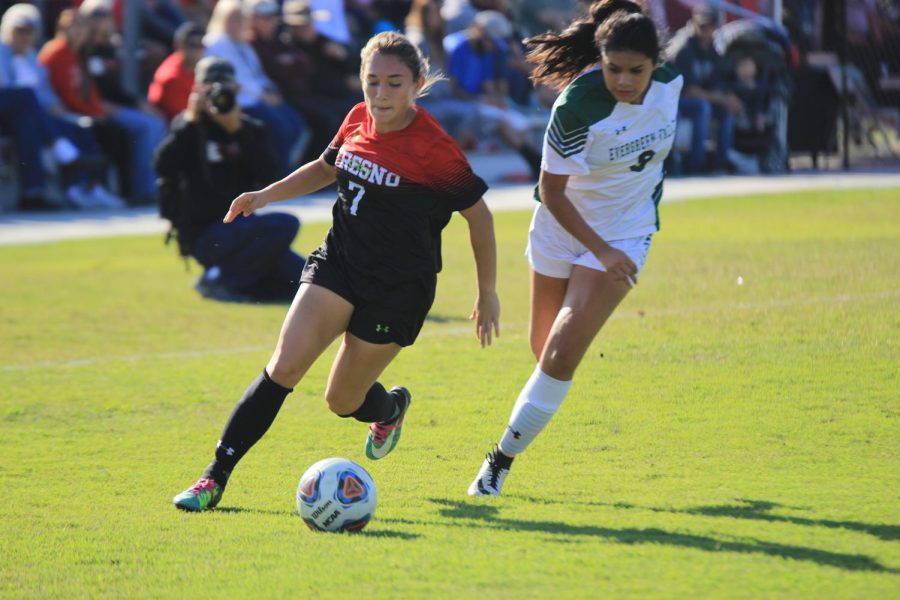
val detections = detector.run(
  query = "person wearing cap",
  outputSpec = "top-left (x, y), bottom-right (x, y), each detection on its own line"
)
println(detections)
top-left (153, 55), bottom-right (306, 304)
top-left (446, 10), bottom-right (543, 179)
top-left (148, 22), bottom-right (206, 122)
top-left (281, 0), bottom-right (361, 117)
top-left (669, 3), bottom-right (743, 173)
top-left (246, 0), bottom-right (332, 164)
top-left (203, 0), bottom-right (308, 178)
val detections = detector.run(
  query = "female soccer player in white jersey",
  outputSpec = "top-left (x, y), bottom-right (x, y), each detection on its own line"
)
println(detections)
top-left (469, 0), bottom-right (682, 496)
top-left (172, 31), bottom-right (500, 512)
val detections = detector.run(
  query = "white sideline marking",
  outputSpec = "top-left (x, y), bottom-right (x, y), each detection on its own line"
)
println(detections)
top-left (1, 173), bottom-right (899, 245)
top-left (0, 345), bottom-right (269, 372)
top-left (1, 291), bottom-right (895, 373)
top-left (617, 290), bottom-right (900, 319)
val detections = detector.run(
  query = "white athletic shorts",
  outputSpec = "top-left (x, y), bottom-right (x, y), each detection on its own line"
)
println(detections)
top-left (526, 206), bottom-right (654, 279)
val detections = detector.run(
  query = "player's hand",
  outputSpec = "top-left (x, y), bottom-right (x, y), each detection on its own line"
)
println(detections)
top-left (470, 291), bottom-right (500, 348)
top-left (595, 245), bottom-right (638, 287)
top-left (223, 191), bottom-right (269, 223)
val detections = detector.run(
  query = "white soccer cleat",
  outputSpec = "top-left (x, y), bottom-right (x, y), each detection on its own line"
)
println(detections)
top-left (467, 452), bottom-right (510, 496)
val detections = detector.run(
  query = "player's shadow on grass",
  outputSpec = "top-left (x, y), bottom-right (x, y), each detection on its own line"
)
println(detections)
top-left (361, 530), bottom-right (422, 540)
top-left (216, 507), bottom-right (420, 538)
top-left (215, 506), bottom-right (294, 516)
top-left (582, 498), bottom-right (900, 542)
top-left (427, 498), bottom-right (897, 574)
top-left (424, 313), bottom-right (468, 324)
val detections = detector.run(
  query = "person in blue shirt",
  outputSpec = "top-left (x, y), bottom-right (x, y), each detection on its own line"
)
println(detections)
top-left (446, 10), bottom-right (542, 179)
top-left (0, 3), bottom-right (121, 209)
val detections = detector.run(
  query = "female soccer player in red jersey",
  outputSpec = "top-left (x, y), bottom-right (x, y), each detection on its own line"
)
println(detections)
top-left (174, 31), bottom-right (500, 512)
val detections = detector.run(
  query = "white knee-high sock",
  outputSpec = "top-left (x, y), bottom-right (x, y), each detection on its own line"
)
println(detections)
top-left (498, 366), bottom-right (572, 455)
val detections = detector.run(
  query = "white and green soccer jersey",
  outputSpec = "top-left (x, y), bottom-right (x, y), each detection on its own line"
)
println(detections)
top-left (540, 64), bottom-right (683, 240)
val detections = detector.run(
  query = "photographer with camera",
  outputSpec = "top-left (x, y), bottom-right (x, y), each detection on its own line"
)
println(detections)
top-left (154, 57), bottom-right (306, 303)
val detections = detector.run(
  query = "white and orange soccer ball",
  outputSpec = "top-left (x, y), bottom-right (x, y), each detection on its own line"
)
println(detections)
top-left (296, 457), bottom-right (377, 532)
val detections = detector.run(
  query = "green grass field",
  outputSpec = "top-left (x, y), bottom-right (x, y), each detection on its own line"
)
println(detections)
top-left (1, 188), bottom-right (898, 598)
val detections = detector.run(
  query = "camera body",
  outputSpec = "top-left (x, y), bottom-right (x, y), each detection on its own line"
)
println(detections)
top-left (206, 82), bottom-right (236, 114)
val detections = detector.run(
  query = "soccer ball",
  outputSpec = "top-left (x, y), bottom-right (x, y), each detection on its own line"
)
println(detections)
top-left (296, 457), bottom-right (377, 532)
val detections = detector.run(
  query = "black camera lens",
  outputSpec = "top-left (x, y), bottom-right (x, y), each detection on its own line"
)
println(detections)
top-left (207, 82), bottom-right (236, 114)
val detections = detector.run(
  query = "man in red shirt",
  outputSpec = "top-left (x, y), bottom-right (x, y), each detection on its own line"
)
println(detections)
top-left (148, 22), bottom-right (205, 122)
top-left (40, 8), bottom-right (166, 204)
top-left (39, 8), bottom-right (104, 118)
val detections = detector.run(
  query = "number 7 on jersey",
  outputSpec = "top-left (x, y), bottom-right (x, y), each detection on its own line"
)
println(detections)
top-left (347, 181), bottom-right (365, 216)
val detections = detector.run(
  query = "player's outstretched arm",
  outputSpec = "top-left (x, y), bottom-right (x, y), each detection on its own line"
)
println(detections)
top-left (460, 198), bottom-right (500, 348)
top-left (224, 157), bottom-right (337, 223)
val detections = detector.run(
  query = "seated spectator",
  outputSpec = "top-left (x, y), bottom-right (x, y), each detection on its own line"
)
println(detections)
top-left (0, 87), bottom-right (64, 211)
top-left (502, 17), bottom-right (536, 108)
top-left (68, 0), bottom-right (185, 86)
top-left (204, 0), bottom-right (308, 177)
top-left (81, 0), bottom-right (170, 203)
top-left (0, 3), bottom-right (123, 209)
top-left (733, 55), bottom-right (772, 136)
top-left (154, 57), bottom-right (305, 303)
top-left (669, 4), bottom-right (743, 173)
top-left (404, 0), bottom-right (478, 144)
top-left (729, 54), bottom-right (774, 173)
top-left (148, 21), bottom-right (206, 122)
top-left (40, 6), bottom-right (166, 205)
top-left (446, 10), bottom-right (542, 178)
top-left (246, 0), bottom-right (333, 163)
top-left (281, 0), bottom-right (362, 117)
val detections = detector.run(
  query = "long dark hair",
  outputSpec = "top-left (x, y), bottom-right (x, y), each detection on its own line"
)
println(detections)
top-left (525, 0), bottom-right (660, 91)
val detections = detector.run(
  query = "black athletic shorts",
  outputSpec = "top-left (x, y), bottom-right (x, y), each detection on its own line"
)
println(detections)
top-left (299, 239), bottom-right (436, 347)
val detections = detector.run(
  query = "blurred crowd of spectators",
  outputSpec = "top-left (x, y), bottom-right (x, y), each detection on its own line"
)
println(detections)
top-left (1, 0), bottom-right (897, 213)
top-left (1, 0), bottom-right (568, 213)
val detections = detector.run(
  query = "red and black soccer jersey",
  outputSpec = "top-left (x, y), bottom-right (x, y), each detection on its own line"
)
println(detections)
top-left (321, 103), bottom-right (488, 287)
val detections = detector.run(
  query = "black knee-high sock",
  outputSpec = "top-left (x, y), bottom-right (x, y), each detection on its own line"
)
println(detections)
top-left (339, 382), bottom-right (399, 424)
top-left (202, 369), bottom-right (292, 486)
